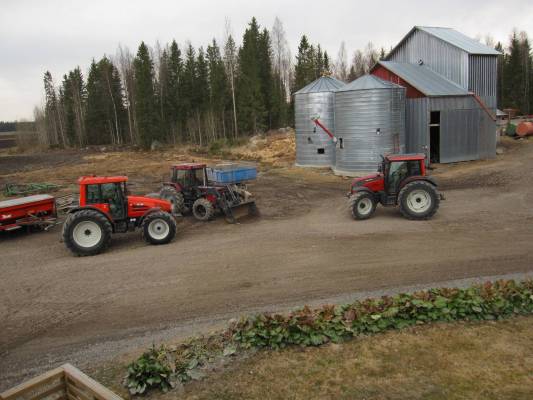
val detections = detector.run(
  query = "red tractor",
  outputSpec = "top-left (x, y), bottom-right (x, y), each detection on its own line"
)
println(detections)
top-left (63, 176), bottom-right (177, 256)
top-left (158, 163), bottom-right (257, 223)
top-left (348, 154), bottom-right (442, 220)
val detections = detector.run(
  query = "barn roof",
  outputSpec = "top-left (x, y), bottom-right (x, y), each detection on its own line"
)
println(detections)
top-left (388, 26), bottom-right (501, 57)
top-left (376, 61), bottom-right (470, 97)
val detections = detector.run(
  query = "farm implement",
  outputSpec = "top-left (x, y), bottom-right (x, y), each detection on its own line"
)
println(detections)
top-left (0, 194), bottom-right (58, 232)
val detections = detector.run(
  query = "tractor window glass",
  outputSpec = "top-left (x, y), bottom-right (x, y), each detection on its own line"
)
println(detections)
top-left (194, 169), bottom-right (205, 185)
top-left (175, 170), bottom-right (189, 185)
top-left (101, 183), bottom-right (120, 202)
top-left (86, 185), bottom-right (100, 204)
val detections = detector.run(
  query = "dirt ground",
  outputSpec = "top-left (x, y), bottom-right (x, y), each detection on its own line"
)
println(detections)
top-left (1, 135), bottom-right (533, 391)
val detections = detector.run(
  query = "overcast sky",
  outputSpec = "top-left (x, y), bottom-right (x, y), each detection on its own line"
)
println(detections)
top-left (1, 0), bottom-right (532, 121)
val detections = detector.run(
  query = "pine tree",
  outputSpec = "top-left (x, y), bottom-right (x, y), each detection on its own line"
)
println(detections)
top-left (60, 68), bottom-right (86, 146)
top-left (43, 71), bottom-right (65, 146)
top-left (182, 44), bottom-right (197, 142)
top-left (223, 34), bottom-right (239, 137)
top-left (195, 47), bottom-right (209, 145)
top-left (134, 42), bottom-right (160, 148)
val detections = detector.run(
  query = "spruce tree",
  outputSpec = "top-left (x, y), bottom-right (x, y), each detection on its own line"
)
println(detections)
top-left (134, 42), bottom-right (160, 148)
top-left (168, 40), bottom-right (183, 141)
top-left (207, 39), bottom-right (228, 138)
top-left (182, 44), bottom-right (197, 142)
top-left (237, 17), bottom-right (266, 134)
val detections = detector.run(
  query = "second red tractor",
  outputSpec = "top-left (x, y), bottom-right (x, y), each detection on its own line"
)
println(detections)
top-left (348, 154), bottom-right (442, 220)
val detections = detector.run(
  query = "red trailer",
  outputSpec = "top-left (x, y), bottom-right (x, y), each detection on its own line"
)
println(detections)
top-left (0, 194), bottom-right (57, 232)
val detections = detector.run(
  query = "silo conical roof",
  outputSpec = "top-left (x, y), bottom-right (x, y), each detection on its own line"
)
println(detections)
top-left (337, 74), bottom-right (404, 92)
top-left (294, 76), bottom-right (345, 94)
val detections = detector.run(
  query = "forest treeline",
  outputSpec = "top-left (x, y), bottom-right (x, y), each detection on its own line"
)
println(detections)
top-left (32, 19), bottom-right (533, 149)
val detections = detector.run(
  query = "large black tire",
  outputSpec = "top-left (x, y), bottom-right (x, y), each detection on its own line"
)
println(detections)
top-left (349, 192), bottom-right (377, 220)
top-left (398, 181), bottom-right (440, 220)
top-left (160, 186), bottom-right (185, 215)
top-left (192, 198), bottom-right (215, 221)
top-left (141, 211), bottom-right (177, 245)
top-left (62, 209), bottom-right (112, 256)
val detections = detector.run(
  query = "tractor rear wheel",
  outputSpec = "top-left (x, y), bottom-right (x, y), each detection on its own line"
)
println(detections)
top-left (160, 186), bottom-right (185, 215)
top-left (192, 198), bottom-right (215, 221)
top-left (398, 181), bottom-right (440, 220)
top-left (141, 211), bottom-right (177, 245)
top-left (63, 209), bottom-right (112, 256)
top-left (349, 192), bottom-right (377, 220)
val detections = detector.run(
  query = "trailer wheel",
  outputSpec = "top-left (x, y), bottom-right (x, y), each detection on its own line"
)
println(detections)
top-left (398, 181), bottom-right (440, 220)
top-left (160, 187), bottom-right (185, 215)
top-left (192, 198), bottom-right (215, 221)
top-left (63, 209), bottom-right (112, 256)
top-left (349, 192), bottom-right (377, 220)
top-left (141, 211), bottom-right (177, 245)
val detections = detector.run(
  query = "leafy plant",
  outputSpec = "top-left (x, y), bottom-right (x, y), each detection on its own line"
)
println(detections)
top-left (231, 280), bottom-right (533, 349)
top-left (124, 345), bottom-right (176, 394)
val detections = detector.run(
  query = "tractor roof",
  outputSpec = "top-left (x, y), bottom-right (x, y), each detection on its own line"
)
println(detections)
top-left (385, 153), bottom-right (426, 162)
top-left (172, 163), bottom-right (206, 170)
top-left (78, 176), bottom-right (128, 185)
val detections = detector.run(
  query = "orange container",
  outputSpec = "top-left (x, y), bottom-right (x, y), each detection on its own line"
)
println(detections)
top-left (516, 121), bottom-right (533, 137)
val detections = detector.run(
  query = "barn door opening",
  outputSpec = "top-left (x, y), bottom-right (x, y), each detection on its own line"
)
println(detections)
top-left (429, 111), bottom-right (440, 163)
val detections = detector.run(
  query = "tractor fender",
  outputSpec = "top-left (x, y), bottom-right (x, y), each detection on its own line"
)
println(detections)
top-left (66, 206), bottom-right (115, 231)
top-left (348, 187), bottom-right (378, 201)
top-left (399, 176), bottom-right (438, 191)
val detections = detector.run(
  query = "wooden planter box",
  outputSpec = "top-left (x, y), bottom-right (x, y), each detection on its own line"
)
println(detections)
top-left (1, 364), bottom-right (123, 400)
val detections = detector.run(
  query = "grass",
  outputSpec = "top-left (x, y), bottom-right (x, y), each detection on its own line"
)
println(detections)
top-left (166, 316), bottom-right (533, 400)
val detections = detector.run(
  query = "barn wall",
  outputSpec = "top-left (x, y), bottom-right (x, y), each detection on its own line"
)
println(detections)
top-left (388, 29), bottom-right (469, 89)
top-left (405, 98), bottom-right (429, 155)
top-left (468, 55), bottom-right (498, 111)
top-left (430, 96), bottom-right (496, 163)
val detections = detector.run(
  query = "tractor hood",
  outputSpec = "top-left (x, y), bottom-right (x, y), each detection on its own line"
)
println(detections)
top-left (128, 195), bottom-right (172, 213)
top-left (351, 173), bottom-right (382, 187)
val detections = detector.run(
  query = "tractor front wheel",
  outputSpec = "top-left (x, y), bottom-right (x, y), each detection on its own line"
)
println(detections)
top-left (142, 211), bottom-right (177, 245)
top-left (160, 186), bottom-right (185, 215)
top-left (63, 209), bottom-right (112, 256)
top-left (398, 181), bottom-right (440, 220)
top-left (349, 192), bottom-right (377, 220)
top-left (192, 198), bottom-right (215, 221)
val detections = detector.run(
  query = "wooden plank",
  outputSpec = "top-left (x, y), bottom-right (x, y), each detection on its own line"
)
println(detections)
top-left (29, 382), bottom-right (65, 400)
top-left (62, 365), bottom-right (122, 400)
top-left (0, 368), bottom-right (65, 400)
top-left (65, 383), bottom-right (91, 400)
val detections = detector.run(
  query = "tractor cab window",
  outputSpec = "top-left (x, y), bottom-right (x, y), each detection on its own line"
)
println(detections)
top-left (101, 183), bottom-right (122, 203)
top-left (86, 185), bottom-right (100, 204)
top-left (174, 169), bottom-right (205, 187)
top-left (386, 160), bottom-right (422, 194)
top-left (194, 169), bottom-right (205, 186)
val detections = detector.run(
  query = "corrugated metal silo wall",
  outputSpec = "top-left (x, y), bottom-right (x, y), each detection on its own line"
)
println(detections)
top-left (334, 88), bottom-right (406, 173)
top-left (389, 30), bottom-right (469, 89)
top-left (430, 96), bottom-right (496, 163)
top-left (294, 92), bottom-right (336, 167)
top-left (406, 98), bottom-right (429, 155)
top-left (468, 55), bottom-right (498, 110)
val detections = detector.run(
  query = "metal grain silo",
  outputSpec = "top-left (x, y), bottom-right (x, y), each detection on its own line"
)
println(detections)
top-left (294, 76), bottom-right (345, 167)
top-left (334, 75), bottom-right (406, 174)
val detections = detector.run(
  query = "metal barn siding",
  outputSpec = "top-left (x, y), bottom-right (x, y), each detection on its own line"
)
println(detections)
top-left (294, 77), bottom-right (345, 167)
top-left (334, 75), bottom-right (406, 174)
top-left (469, 55), bottom-right (498, 110)
top-left (429, 96), bottom-right (496, 163)
top-left (405, 98), bottom-right (429, 154)
top-left (387, 29), bottom-right (470, 89)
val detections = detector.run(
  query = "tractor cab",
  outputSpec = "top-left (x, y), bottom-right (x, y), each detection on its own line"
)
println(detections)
top-left (170, 163), bottom-right (208, 190)
top-left (78, 176), bottom-right (129, 221)
top-left (380, 154), bottom-right (426, 196)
